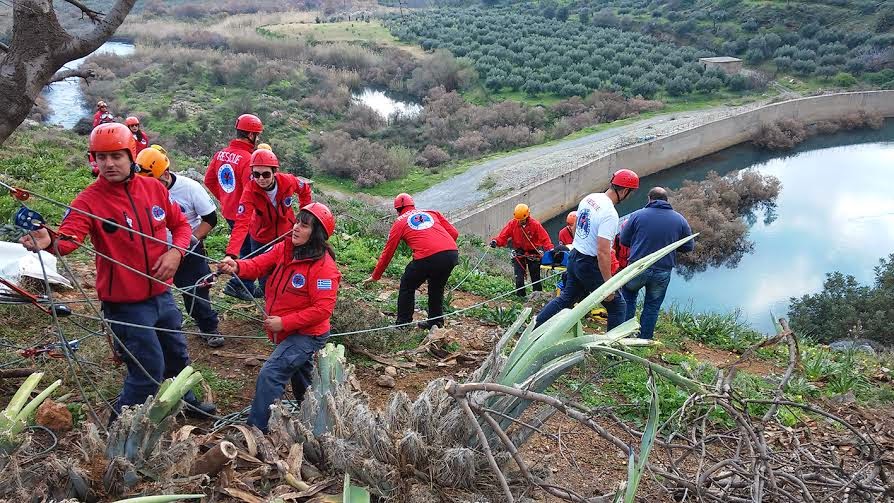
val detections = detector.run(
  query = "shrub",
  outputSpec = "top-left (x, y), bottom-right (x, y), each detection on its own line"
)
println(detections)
top-left (752, 118), bottom-right (809, 150)
top-left (833, 72), bottom-right (857, 87)
top-left (727, 74), bottom-right (748, 91)
top-left (407, 49), bottom-right (478, 96)
top-left (789, 255), bottom-right (894, 345)
top-left (452, 131), bottom-right (490, 156)
top-left (670, 171), bottom-right (780, 277)
top-left (415, 144), bottom-right (451, 168)
top-left (312, 130), bottom-right (411, 186)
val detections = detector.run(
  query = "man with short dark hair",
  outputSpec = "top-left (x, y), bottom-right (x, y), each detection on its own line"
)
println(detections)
top-left (619, 186), bottom-right (694, 340)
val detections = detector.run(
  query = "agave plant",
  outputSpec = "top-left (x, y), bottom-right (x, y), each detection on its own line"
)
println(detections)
top-left (0, 372), bottom-right (61, 455)
top-left (268, 236), bottom-right (698, 499)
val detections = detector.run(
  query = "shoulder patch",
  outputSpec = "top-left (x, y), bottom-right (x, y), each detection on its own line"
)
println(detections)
top-left (316, 278), bottom-right (333, 290)
top-left (406, 211), bottom-right (435, 231)
top-left (283, 196), bottom-right (293, 207)
top-left (151, 205), bottom-right (166, 221)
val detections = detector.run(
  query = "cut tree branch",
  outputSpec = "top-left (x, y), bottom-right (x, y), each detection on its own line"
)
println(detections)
top-left (60, 0), bottom-right (104, 23)
top-left (47, 68), bottom-right (96, 84)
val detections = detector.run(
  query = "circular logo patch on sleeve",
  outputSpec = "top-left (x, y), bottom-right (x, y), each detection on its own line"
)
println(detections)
top-left (407, 211), bottom-right (435, 231)
top-left (283, 196), bottom-right (293, 207)
top-left (237, 204), bottom-right (245, 215)
top-left (151, 205), bottom-right (166, 221)
top-left (291, 273), bottom-right (306, 289)
top-left (218, 164), bottom-right (236, 194)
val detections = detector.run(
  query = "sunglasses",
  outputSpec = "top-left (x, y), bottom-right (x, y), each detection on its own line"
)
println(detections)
top-left (252, 171), bottom-right (273, 179)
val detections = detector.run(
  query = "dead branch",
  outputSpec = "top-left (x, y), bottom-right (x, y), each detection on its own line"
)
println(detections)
top-left (47, 68), bottom-right (96, 84)
top-left (190, 441), bottom-right (238, 477)
top-left (457, 396), bottom-right (514, 502)
top-left (59, 0), bottom-right (104, 22)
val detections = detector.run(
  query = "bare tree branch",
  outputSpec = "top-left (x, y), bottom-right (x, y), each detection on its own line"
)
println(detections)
top-left (59, 0), bottom-right (103, 23)
top-left (47, 67), bottom-right (96, 84)
top-left (62, 0), bottom-right (138, 59)
top-left (0, 41), bottom-right (8, 53)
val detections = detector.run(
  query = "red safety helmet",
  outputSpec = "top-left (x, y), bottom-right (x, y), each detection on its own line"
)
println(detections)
top-left (566, 211), bottom-right (577, 227)
top-left (394, 193), bottom-right (415, 210)
top-left (235, 114), bottom-right (263, 133)
top-left (250, 149), bottom-right (279, 169)
top-left (124, 116), bottom-right (140, 126)
top-left (610, 169), bottom-right (640, 189)
top-left (302, 202), bottom-right (335, 238)
top-left (89, 123), bottom-right (137, 161)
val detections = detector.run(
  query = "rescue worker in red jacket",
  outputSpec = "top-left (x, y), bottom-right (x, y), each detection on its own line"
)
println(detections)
top-left (125, 116), bottom-right (149, 157)
top-left (225, 147), bottom-right (313, 296)
top-left (365, 193), bottom-right (459, 329)
top-left (20, 123), bottom-right (215, 419)
top-left (92, 100), bottom-right (114, 128)
top-left (218, 203), bottom-right (339, 431)
top-left (558, 211), bottom-right (577, 246)
top-left (490, 203), bottom-right (554, 297)
top-left (205, 113), bottom-right (263, 300)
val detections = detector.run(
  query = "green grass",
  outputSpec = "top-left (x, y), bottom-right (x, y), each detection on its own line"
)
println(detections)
top-left (265, 20), bottom-right (427, 57)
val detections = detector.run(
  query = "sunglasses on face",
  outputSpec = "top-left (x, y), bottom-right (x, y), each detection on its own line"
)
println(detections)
top-left (252, 171), bottom-right (273, 179)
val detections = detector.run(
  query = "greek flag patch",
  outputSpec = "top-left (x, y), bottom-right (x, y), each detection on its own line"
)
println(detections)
top-left (316, 279), bottom-right (332, 290)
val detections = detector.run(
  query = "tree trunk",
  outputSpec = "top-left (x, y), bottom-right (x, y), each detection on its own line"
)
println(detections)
top-left (0, 0), bottom-right (137, 145)
top-left (190, 441), bottom-right (238, 477)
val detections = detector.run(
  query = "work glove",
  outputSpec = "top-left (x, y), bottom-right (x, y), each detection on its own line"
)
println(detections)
top-left (489, 240), bottom-right (497, 248)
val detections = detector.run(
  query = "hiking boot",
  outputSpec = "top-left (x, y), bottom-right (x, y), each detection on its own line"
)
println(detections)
top-left (223, 283), bottom-right (253, 301)
top-left (417, 319), bottom-right (444, 330)
top-left (201, 332), bottom-right (225, 348)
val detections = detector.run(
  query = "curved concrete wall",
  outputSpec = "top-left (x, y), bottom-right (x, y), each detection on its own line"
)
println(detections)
top-left (454, 90), bottom-right (894, 237)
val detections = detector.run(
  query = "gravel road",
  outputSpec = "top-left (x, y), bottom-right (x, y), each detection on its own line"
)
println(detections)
top-left (414, 100), bottom-right (767, 216)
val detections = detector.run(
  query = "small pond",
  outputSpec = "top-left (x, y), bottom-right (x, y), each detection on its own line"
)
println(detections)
top-left (351, 88), bottom-right (422, 120)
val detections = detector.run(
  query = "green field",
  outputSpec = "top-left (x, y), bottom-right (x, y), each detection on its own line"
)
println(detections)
top-left (265, 20), bottom-right (427, 57)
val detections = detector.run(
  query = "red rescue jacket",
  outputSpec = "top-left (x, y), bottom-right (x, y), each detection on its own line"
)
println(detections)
top-left (225, 173), bottom-right (312, 257)
top-left (236, 241), bottom-right (340, 342)
top-left (204, 139), bottom-right (254, 221)
top-left (493, 217), bottom-right (554, 253)
top-left (558, 225), bottom-right (573, 246)
top-left (371, 206), bottom-right (459, 280)
top-left (133, 131), bottom-right (149, 157)
top-left (614, 219), bottom-right (631, 272)
top-left (54, 175), bottom-right (192, 303)
top-left (92, 111), bottom-right (114, 128)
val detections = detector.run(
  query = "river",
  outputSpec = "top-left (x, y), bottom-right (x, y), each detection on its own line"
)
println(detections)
top-left (42, 41), bottom-right (135, 129)
top-left (544, 120), bottom-right (894, 332)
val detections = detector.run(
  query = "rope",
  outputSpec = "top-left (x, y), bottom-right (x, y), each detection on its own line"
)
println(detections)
top-left (31, 234), bottom-right (110, 433)
top-left (449, 248), bottom-right (490, 293)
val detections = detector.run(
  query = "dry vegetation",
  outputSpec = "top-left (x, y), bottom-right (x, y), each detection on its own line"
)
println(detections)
top-left (753, 111), bottom-right (885, 150)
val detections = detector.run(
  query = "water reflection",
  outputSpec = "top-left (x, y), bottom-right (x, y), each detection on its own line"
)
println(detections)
top-left (351, 88), bottom-right (422, 120)
top-left (43, 42), bottom-right (135, 128)
top-left (544, 121), bottom-right (894, 332)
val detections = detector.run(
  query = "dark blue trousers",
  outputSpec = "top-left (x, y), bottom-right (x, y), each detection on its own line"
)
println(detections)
top-left (247, 333), bottom-right (328, 432)
top-left (535, 249), bottom-right (626, 329)
top-left (226, 218), bottom-right (256, 293)
top-left (173, 240), bottom-right (219, 334)
top-left (103, 291), bottom-right (199, 413)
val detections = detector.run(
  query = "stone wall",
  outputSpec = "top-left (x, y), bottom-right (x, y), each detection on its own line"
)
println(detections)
top-left (454, 90), bottom-right (894, 237)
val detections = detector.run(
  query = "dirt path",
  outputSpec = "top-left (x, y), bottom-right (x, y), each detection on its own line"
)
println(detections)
top-left (414, 99), bottom-right (769, 216)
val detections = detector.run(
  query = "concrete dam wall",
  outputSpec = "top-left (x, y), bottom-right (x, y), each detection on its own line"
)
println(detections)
top-left (453, 90), bottom-right (894, 237)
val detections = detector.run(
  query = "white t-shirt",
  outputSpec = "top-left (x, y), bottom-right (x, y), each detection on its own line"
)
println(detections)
top-left (571, 192), bottom-right (619, 257)
top-left (265, 184), bottom-right (278, 206)
top-left (167, 174), bottom-right (217, 231)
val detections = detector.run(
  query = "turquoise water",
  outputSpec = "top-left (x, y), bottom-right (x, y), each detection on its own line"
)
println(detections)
top-left (544, 120), bottom-right (894, 333)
